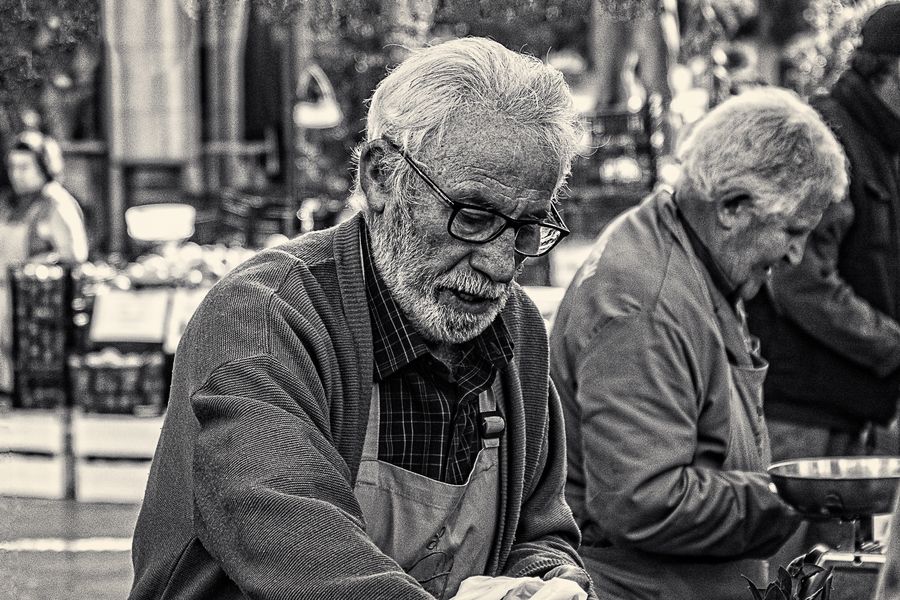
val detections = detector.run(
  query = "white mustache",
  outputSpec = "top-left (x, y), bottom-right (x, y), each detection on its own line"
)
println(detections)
top-left (437, 272), bottom-right (507, 300)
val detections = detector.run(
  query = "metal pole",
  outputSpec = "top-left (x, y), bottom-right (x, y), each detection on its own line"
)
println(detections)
top-left (61, 405), bottom-right (76, 500)
top-left (281, 10), bottom-right (298, 228)
top-left (100, 0), bottom-right (126, 255)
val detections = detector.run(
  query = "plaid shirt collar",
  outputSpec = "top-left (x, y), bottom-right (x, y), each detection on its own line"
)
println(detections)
top-left (360, 222), bottom-right (514, 381)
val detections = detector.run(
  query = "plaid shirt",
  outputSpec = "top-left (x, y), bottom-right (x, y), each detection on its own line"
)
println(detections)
top-left (361, 226), bottom-right (514, 484)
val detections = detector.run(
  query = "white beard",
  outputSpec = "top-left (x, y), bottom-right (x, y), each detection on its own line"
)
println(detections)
top-left (368, 207), bottom-right (512, 344)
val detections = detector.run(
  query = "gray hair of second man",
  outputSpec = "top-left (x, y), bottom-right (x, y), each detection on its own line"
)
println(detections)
top-left (676, 86), bottom-right (848, 216)
top-left (352, 37), bottom-right (582, 212)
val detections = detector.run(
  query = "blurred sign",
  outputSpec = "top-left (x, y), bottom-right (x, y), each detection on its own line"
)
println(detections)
top-left (164, 286), bottom-right (212, 354)
top-left (89, 289), bottom-right (171, 344)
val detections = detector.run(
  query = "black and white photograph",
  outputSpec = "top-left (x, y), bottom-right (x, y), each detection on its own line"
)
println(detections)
top-left (1, 1), bottom-right (900, 598)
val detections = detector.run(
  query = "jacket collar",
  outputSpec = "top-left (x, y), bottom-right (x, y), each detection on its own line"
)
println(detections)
top-left (670, 195), bottom-right (741, 306)
top-left (657, 190), bottom-right (757, 366)
top-left (832, 69), bottom-right (900, 154)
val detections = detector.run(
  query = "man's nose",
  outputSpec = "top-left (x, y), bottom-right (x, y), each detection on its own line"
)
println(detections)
top-left (470, 226), bottom-right (518, 284)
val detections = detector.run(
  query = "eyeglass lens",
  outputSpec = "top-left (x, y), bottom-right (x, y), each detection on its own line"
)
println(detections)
top-left (449, 207), bottom-right (560, 256)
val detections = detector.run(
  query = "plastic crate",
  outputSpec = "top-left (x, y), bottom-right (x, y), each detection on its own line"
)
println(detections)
top-left (68, 350), bottom-right (167, 416)
top-left (587, 105), bottom-right (653, 151)
top-left (10, 264), bottom-right (73, 374)
top-left (570, 99), bottom-right (667, 193)
top-left (15, 371), bottom-right (68, 409)
top-left (219, 188), bottom-right (300, 248)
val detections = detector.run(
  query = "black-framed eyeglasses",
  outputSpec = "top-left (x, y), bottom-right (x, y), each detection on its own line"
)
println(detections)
top-left (381, 137), bottom-right (570, 257)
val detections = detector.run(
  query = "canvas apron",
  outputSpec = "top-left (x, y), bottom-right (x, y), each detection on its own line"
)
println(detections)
top-left (0, 215), bottom-right (32, 394)
top-left (584, 307), bottom-right (772, 600)
top-left (652, 355), bottom-right (771, 600)
top-left (354, 380), bottom-right (503, 599)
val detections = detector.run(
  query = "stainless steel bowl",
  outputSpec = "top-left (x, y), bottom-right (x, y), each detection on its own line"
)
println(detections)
top-left (768, 457), bottom-right (900, 519)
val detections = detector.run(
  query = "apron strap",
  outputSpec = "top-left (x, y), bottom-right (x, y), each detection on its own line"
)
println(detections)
top-left (362, 384), bottom-right (382, 461)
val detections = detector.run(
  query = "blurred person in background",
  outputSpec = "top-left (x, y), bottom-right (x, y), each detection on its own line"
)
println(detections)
top-left (4, 129), bottom-right (87, 263)
top-left (745, 0), bottom-right (900, 565)
top-left (590, 0), bottom-right (678, 110)
top-left (0, 129), bottom-right (88, 400)
top-left (129, 37), bottom-right (595, 600)
top-left (589, 0), bottom-right (680, 161)
top-left (749, 0), bottom-right (900, 459)
top-left (550, 87), bottom-right (848, 600)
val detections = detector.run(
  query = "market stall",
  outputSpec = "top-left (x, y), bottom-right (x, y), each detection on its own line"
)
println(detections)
top-left (2, 202), bottom-right (257, 501)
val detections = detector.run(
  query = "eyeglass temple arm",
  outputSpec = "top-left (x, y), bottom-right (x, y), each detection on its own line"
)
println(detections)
top-left (387, 141), bottom-right (456, 209)
top-left (549, 202), bottom-right (570, 234)
top-left (384, 136), bottom-right (570, 232)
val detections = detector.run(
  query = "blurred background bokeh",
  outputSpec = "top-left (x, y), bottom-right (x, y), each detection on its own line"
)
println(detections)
top-left (0, 1), bottom-right (892, 598)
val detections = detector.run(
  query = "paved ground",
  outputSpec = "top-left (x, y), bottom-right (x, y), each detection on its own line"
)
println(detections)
top-left (0, 497), bottom-right (140, 600)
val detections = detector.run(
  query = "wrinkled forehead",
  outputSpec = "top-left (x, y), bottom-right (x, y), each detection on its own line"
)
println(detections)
top-left (790, 194), bottom-right (831, 226)
top-left (758, 189), bottom-right (830, 227)
top-left (418, 108), bottom-right (561, 191)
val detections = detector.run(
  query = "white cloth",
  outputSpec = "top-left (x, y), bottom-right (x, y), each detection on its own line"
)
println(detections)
top-left (450, 576), bottom-right (588, 600)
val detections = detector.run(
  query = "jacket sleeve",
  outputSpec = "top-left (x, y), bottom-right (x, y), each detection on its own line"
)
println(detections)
top-left (189, 351), bottom-right (432, 598)
top-left (575, 313), bottom-right (799, 558)
top-left (771, 199), bottom-right (900, 377)
top-left (500, 378), bottom-right (595, 597)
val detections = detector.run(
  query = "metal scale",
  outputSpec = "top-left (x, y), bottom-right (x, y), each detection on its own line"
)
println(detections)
top-left (769, 457), bottom-right (900, 600)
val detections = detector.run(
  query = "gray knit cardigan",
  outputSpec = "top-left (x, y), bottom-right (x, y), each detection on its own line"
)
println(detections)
top-left (128, 213), bottom-right (584, 599)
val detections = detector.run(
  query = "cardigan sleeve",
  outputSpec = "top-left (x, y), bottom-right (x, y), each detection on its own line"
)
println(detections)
top-left (190, 353), bottom-right (433, 599)
top-left (181, 261), bottom-right (433, 599)
top-left (499, 371), bottom-right (594, 597)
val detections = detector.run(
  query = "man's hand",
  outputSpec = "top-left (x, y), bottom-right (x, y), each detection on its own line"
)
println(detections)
top-left (541, 564), bottom-right (597, 599)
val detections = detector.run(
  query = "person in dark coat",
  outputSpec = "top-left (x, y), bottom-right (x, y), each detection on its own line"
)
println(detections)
top-left (747, 2), bottom-right (900, 466)
top-left (745, 0), bottom-right (900, 567)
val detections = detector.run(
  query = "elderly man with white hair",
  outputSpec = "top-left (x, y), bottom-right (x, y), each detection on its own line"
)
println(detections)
top-left (550, 87), bottom-right (849, 600)
top-left (129, 37), bottom-right (594, 600)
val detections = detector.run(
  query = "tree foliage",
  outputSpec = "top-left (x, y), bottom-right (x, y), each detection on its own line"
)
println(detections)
top-left (0, 0), bottom-right (100, 139)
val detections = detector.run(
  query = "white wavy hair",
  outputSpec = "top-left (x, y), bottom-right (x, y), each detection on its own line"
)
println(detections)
top-left (676, 86), bottom-right (848, 215)
top-left (352, 36), bottom-right (583, 211)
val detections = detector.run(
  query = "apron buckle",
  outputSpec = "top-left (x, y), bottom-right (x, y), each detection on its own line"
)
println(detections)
top-left (479, 411), bottom-right (505, 439)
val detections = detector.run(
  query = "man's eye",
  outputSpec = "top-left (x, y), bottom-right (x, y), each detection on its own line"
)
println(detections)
top-left (456, 208), bottom-right (494, 227)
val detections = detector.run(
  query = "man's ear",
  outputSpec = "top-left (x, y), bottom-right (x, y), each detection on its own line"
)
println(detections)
top-left (359, 139), bottom-right (392, 215)
top-left (715, 189), bottom-right (754, 230)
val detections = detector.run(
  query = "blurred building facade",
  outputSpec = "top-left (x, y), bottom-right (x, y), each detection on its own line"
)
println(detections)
top-left (1, 0), bottom-right (891, 260)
